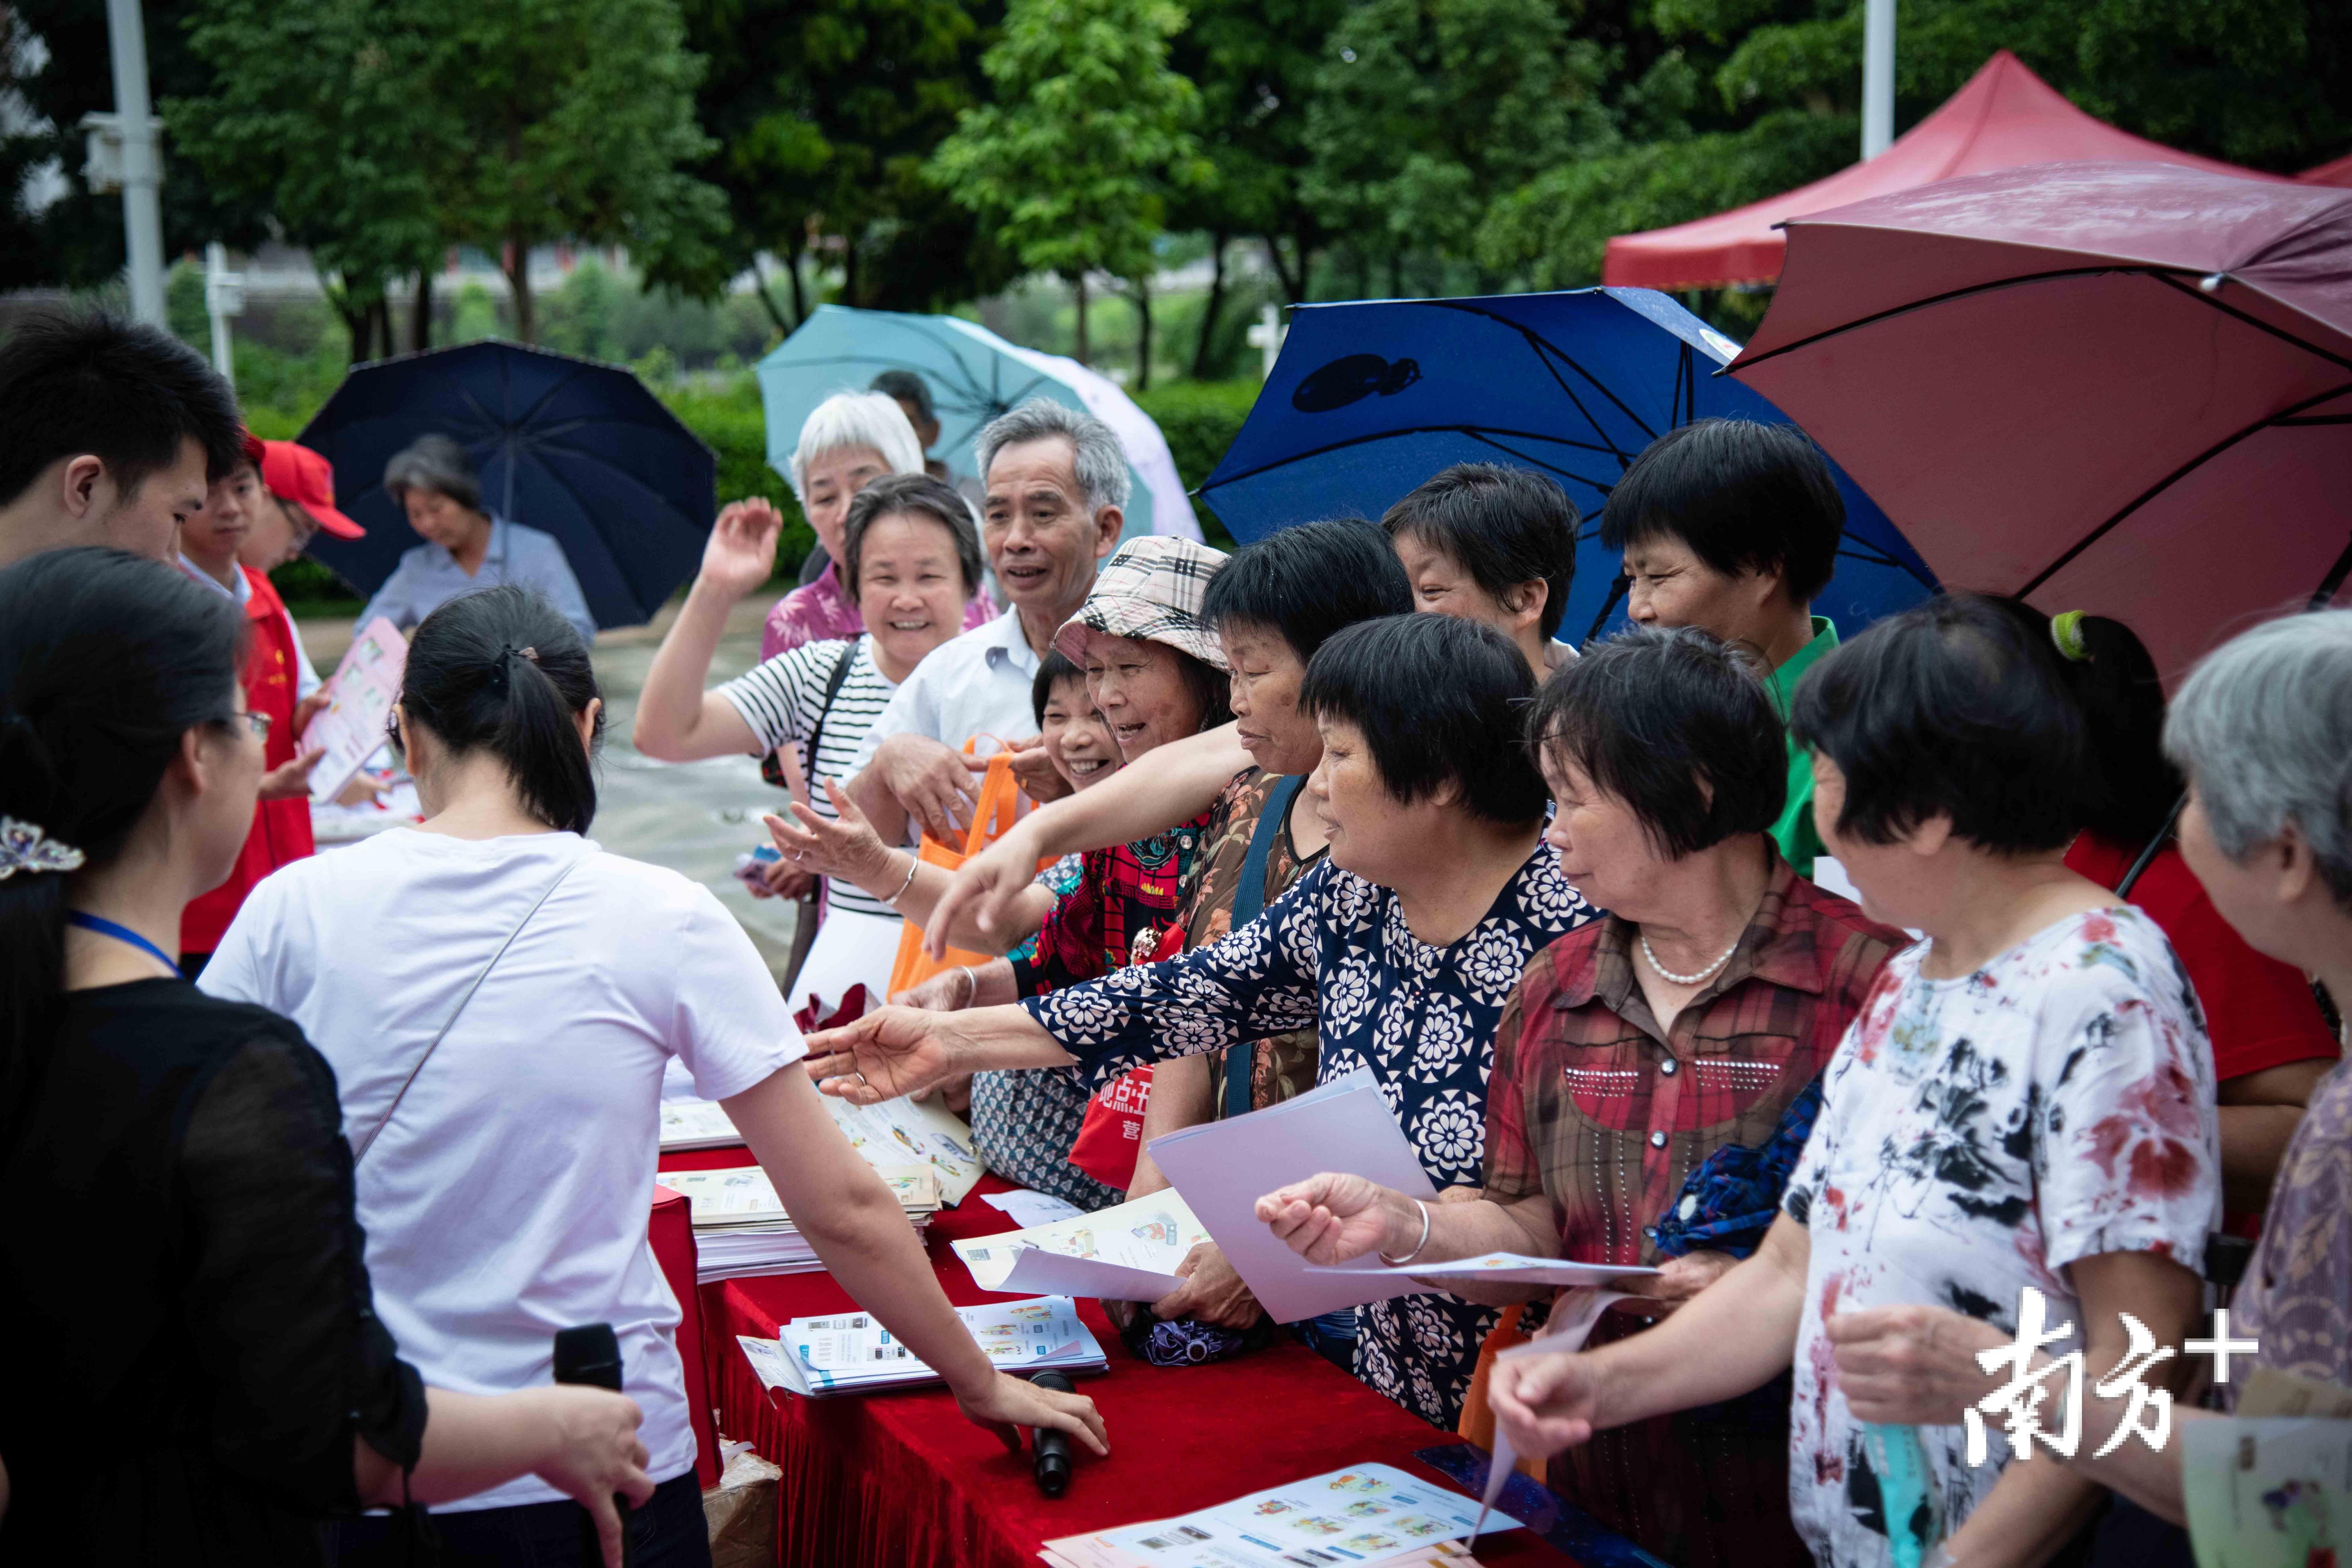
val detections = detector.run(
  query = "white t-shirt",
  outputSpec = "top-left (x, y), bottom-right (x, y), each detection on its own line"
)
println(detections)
top-left (1781, 907), bottom-right (2218, 1565)
top-left (201, 829), bottom-right (803, 1510)
top-left (717, 635), bottom-right (900, 918)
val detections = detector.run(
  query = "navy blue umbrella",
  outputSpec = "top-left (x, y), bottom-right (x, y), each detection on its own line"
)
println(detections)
top-left (299, 340), bottom-right (717, 630)
top-left (1198, 288), bottom-right (1939, 642)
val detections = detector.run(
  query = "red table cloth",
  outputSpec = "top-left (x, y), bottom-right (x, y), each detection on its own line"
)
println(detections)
top-left (657, 1148), bottom-right (1578, 1568)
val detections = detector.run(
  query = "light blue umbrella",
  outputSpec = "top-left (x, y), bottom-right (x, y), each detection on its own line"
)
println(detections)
top-left (756, 305), bottom-right (1199, 543)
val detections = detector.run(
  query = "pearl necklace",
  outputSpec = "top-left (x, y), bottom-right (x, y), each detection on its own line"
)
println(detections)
top-left (1639, 929), bottom-right (1740, 987)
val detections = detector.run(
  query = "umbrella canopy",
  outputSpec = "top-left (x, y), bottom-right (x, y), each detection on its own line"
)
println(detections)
top-left (1729, 160), bottom-right (2352, 684)
top-left (300, 341), bottom-right (715, 630)
top-left (1196, 288), bottom-right (1938, 644)
top-left (1604, 51), bottom-right (2287, 292)
top-left (2303, 151), bottom-right (2352, 189)
top-left (755, 305), bottom-right (1200, 543)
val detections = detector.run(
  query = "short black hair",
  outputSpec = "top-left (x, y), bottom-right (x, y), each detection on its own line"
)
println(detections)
top-left (869, 370), bottom-right (936, 426)
top-left (1301, 614), bottom-right (1546, 828)
top-left (1791, 591), bottom-right (2087, 853)
top-left (842, 472), bottom-right (983, 597)
top-left (0, 311), bottom-right (245, 506)
top-left (1529, 626), bottom-right (1786, 859)
top-left (1031, 648), bottom-right (1087, 728)
top-left (1600, 420), bottom-right (1845, 604)
top-left (1202, 517), bottom-right (1411, 661)
top-left (2064, 613), bottom-right (2181, 847)
top-left (1381, 463), bottom-right (1579, 640)
top-left (402, 585), bottom-right (604, 836)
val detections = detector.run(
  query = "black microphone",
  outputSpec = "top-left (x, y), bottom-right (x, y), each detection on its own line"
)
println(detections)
top-left (1031, 1371), bottom-right (1076, 1497)
top-left (554, 1324), bottom-right (633, 1568)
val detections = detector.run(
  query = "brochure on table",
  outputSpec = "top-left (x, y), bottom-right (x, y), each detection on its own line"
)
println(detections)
top-left (1040, 1462), bottom-right (1518, 1568)
top-left (2183, 1417), bottom-right (2352, 1568)
top-left (660, 1091), bottom-right (984, 1204)
top-left (955, 1191), bottom-right (1211, 1301)
top-left (301, 617), bottom-right (407, 803)
top-left (735, 1296), bottom-right (1107, 1398)
top-left (1147, 1069), bottom-right (1438, 1323)
top-left (658, 1162), bottom-right (939, 1223)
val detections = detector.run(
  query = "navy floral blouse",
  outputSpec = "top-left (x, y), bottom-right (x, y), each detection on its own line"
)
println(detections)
top-left (1020, 846), bottom-right (1598, 1428)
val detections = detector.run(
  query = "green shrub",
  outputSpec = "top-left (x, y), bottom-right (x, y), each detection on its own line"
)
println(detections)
top-left (659, 373), bottom-right (813, 580)
top-left (1133, 378), bottom-right (1264, 547)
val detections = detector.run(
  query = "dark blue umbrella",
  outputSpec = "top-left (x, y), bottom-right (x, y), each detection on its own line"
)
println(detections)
top-left (1198, 288), bottom-right (1939, 642)
top-left (299, 340), bottom-right (717, 630)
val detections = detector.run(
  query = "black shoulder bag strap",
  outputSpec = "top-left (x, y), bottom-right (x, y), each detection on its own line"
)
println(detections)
top-left (1220, 774), bottom-right (1308, 1120)
top-left (761, 639), bottom-right (861, 791)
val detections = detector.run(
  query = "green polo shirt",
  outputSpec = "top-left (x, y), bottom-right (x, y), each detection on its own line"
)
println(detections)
top-left (1764, 616), bottom-right (1837, 878)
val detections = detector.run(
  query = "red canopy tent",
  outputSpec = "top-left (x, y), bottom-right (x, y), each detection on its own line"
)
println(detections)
top-left (2303, 152), bottom-right (2352, 189)
top-left (1602, 50), bottom-right (2287, 291)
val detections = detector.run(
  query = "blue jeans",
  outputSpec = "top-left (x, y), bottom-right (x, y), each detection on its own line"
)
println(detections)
top-left (327, 1469), bottom-right (710, 1568)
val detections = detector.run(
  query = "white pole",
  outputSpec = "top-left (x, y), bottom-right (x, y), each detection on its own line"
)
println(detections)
top-left (205, 241), bottom-right (240, 389)
top-left (1861, 0), bottom-right (1896, 160)
top-left (104, 0), bottom-right (166, 326)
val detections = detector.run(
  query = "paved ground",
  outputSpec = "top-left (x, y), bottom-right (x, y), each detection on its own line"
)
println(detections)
top-left (301, 593), bottom-right (807, 981)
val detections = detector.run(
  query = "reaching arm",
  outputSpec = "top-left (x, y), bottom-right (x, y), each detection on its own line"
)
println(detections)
top-left (1128, 1052), bottom-right (1215, 1199)
top-left (926, 724), bottom-right (1254, 958)
top-left (1489, 1212), bottom-right (1811, 1461)
top-left (2218, 1057), bottom-right (2333, 1214)
top-left (765, 781), bottom-right (1054, 953)
top-left (633, 502), bottom-right (780, 761)
top-left (803, 1002), bottom-right (1078, 1103)
top-left (1255, 1172), bottom-right (1563, 1307)
top-left (720, 1062), bottom-right (1108, 1457)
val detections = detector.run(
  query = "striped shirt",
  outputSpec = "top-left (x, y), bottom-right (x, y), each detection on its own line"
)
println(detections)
top-left (716, 637), bottom-right (901, 918)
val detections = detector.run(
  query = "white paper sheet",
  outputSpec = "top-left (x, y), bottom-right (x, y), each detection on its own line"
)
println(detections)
top-left (1070, 1461), bottom-right (1517, 1568)
top-left (1309, 1253), bottom-right (1659, 1289)
top-left (1147, 1069), bottom-right (1437, 1323)
top-left (303, 617), bottom-right (407, 803)
top-left (1474, 1289), bottom-right (1635, 1536)
top-left (954, 1191), bottom-right (1209, 1300)
top-left (983, 1189), bottom-right (1086, 1227)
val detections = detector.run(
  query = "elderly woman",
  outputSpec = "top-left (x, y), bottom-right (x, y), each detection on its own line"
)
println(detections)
top-left (359, 434), bottom-right (594, 643)
top-left (1796, 608), bottom-right (2352, 1539)
top-left (804, 612), bottom-right (1599, 1428)
top-left (1602, 419), bottom-right (1848, 874)
top-left (633, 474), bottom-right (989, 1013)
top-left (1487, 594), bottom-right (2221, 1568)
top-left (1254, 625), bottom-right (1904, 1568)
top-left (1382, 463), bottom-right (1581, 674)
top-left (762, 390), bottom-right (995, 661)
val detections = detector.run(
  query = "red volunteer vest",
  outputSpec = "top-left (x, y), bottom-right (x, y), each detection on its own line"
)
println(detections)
top-left (181, 567), bottom-right (317, 955)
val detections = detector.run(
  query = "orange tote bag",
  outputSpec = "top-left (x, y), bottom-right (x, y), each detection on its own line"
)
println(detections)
top-left (887, 741), bottom-right (1027, 998)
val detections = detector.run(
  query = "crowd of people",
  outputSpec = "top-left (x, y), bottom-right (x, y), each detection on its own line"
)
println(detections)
top-left (2, 300), bottom-right (2349, 1568)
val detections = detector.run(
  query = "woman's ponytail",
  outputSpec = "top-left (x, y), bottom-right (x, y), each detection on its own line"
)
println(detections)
top-left (2046, 608), bottom-right (2178, 847)
top-left (400, 586), bottom-right (602, 835)
top-left (0, 549), bottom-right (243, 1096)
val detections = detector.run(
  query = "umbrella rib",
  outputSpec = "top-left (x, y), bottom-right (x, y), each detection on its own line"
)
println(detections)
top-left (1734, 266), bottom-right (2352, 374)
top-left (2146, 273), bottom-right (2352, 375)
top-left (2016, 378), bottom-right (2352, 599)
top-left (1419, 301), bottom-right (1656, 453)
top-left (1201, 425), bottom-right (1635, 492)
top-left (1459, 431), bottom-right (1624, 494)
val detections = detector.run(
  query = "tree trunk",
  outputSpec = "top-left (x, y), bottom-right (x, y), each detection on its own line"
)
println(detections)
top-left (337, 298), bottom-right (374, 365)
top-left (1388, 251), bottom-right (1404, 297)
top-left (843, 234), bottom-right (860, 310)
top-left (1135, 274), bottom-right (1152, 392)
top-left (410, 269), bottom-right (433, 352)
top-left (1191, 232), bottom-right (1227, 380)
top-left (1073, 273), bottom-right (1089, 365)
top-left (364, 298), bottom-right (392, 361)
top-left (788, 244), bottom-right (808, 324)
top-left (1261, 233), bottom-right (1301, 302)
top-left (750, 254), bottom-right (793, 335)
top-left (506, 229), bottom-right (535, 344)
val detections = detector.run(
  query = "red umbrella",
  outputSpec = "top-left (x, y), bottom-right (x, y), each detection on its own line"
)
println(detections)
top-left (1728, 160), bottom-right (2352, 683)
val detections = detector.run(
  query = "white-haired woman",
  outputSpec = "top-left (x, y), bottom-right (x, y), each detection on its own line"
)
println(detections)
top-left (1814, 607), bottom-right (2352, 1534)
top-left (762, 390), bottom-right (995, 661)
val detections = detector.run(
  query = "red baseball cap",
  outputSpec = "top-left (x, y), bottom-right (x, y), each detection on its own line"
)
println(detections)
top-left (258, 440), bottom-right (365, 539)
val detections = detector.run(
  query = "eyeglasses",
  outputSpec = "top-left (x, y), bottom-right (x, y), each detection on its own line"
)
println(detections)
top-left (231, 710), bottom-right (271, 740)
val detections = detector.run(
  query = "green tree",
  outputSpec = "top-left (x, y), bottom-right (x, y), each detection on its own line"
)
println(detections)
top-left (665, 0), bottom-right (1016, 329)
top-left (418, 0), bottom-right (728, 343)
top-left (167, 0), bottom-right (446, 361)
top-left (930, 0), bottom-right (1210, 364)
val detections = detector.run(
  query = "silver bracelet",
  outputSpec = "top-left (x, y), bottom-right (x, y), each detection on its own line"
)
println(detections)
top-left (957, 964), bottom-right (978, 1008)
top-left (1378, 1199), bottom-right (1432, 1267)
top-left (886, 852), bottom-right (920, 906)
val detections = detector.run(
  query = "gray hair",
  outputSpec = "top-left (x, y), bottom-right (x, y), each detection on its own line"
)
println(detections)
top-left (973, 397), bottom-right (1131, 516)
top-left (384, 434), bottom-right (482, 512)
top-left (842, 473), bottom-right (984, 598)
top-left (2164, 609), bottom-right (2352, 908)
top-left (789, 390), bottom-right (925, 499)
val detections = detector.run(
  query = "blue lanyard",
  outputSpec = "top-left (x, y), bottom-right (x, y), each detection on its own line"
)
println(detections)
top-left (67, 911), bottom-right (180, 973)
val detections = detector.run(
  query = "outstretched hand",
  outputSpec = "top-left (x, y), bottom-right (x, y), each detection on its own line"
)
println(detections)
top-left (803, 1005), bottom-right (962, 1104)
top-left (1489, 1347), bottom-right (1606, 1463)
top-left (765, 777), bottom-right (896, 891)
top-left (925, 824), bottom-right (1042, 961)
top-left (1254, 1172), bottom-right (1407, 1266)
top-left (954, 1369), bottom-right (1110, 1460)
top-left (258, 746), bottom-right (327, 800)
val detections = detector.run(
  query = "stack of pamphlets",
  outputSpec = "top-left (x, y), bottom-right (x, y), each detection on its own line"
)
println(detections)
top-left (1040, 1464), bottom-right (1517, 1568)
top-left (659, 1092), bottom-right (985, 1204)
top-left (735, 1296), bottom-right (1108, 1397)
top-left (657, 1163), bottom-right (940, 1283)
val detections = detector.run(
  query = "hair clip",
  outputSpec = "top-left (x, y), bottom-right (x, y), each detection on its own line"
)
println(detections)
top-left (0, 815), bottom-right (85, 880)
top-left (2049, 610), bottom-right (2088, 663)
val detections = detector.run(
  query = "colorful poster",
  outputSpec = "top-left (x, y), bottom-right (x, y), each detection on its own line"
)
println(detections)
top-left (303, 617), bottom-right (407, 803)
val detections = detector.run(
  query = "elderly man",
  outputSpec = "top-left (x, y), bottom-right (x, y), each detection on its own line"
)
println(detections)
top-left (0, 312), bottom-right (244, 567)
top-left (846, 398), bottom-right (1126, 845)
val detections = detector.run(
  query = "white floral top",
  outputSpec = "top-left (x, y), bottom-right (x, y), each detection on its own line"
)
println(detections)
top-left (1781, 907), bottom-right (2219, 1566)
top-left (1022, 846), bottom-right (1597, 1428)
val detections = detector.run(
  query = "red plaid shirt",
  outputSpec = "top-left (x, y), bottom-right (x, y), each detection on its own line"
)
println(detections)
top-left (1486, 852), bottom-right (1905, 1265)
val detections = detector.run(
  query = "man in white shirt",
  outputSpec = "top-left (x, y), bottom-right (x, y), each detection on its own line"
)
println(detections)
top-left (846, 399), bottom-right (1125, 845)
top-left (0, 312), bottom-right (244, 567)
